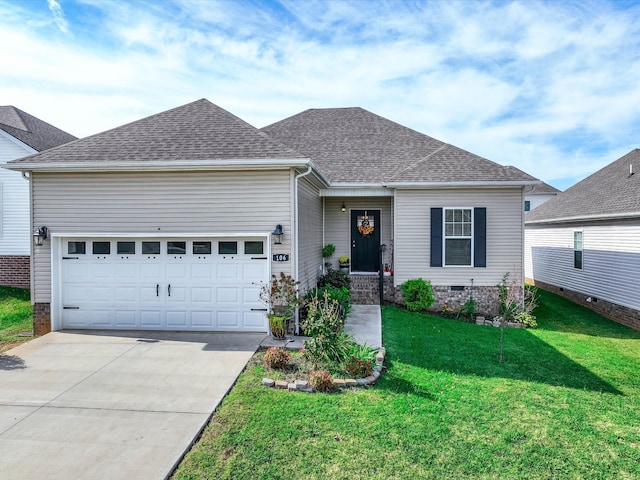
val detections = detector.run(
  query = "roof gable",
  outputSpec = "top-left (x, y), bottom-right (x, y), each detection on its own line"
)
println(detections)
top-left (262, 107), bottom-right (537, 185)
top-left (526, 149), bottom-right (640, 223)
top-left (0, 106), bottom-right (76, 152)
top-left (9, 99), bottom-right (304, 166)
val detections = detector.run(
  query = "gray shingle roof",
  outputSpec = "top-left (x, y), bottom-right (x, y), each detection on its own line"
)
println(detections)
top-left (0, 106), bottom-right (76, 152)
top-left (526, 149), bottom-right (640, 223)
top-left (262, 107), bottom-right (538, 184)
top-left (8, 99), bottom-right (303, 165)
top-left (524, 181), bottom-right (561, 195)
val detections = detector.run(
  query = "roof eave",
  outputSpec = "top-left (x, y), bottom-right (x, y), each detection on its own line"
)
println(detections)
top-left (2, 158), bottom-right (312, 172)
top-left (526, 211), bottom-right (640, 225)
top-left (383, 180), bottom-right (541, 189)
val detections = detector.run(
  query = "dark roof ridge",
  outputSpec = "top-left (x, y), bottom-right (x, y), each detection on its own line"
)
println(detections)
top-left (387, 143), bottom-right (449, 181)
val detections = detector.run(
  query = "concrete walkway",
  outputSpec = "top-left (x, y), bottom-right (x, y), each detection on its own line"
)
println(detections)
top-left (0, 330), bottom-right (263, 480)
top-left (261, 304), bottom-right (382, 349)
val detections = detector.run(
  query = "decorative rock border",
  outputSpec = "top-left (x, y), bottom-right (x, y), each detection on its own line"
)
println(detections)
top-left (262, 347), bottom-right (386, 393)
top-left (475, 316), bottom-right (526, 328)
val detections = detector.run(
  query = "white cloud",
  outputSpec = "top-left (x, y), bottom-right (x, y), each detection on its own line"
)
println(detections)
top-left (1, 0), bottom-right (640, 190)
top-left (47, 0), bottom-right (69, 33)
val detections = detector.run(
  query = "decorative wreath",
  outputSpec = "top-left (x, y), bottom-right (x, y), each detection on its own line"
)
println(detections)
top-left (358, 217), bottom-right (375, 236)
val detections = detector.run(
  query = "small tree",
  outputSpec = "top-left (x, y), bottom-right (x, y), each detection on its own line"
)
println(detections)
top-left (400, 278), bottom-right (435, 312)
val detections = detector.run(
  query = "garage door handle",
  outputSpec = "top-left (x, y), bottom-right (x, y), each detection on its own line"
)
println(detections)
top-left (168, 284), bottom-right (171, 297)
top-left (251, 308), bottom-right (268, 311)
top-left (156, 284), bottom-right (159, 297)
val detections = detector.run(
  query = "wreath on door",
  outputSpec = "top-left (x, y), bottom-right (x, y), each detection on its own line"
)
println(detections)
top-left (357, 212), bottom-right (375, 236)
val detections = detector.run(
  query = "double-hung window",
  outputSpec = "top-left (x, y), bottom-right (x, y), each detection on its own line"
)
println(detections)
top-left (444, 208), bottom-right (473, 266)
top-left (430, 207), bottom-right (486, 268)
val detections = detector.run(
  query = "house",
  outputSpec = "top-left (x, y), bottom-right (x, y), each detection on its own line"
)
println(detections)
top-left (0, 106), bottom-right (76, 288)
top-left (4, 99), bottom-right (539, 335)
top-left (525, 149), bottom-right (640, 331)
top-left (524, 181), bottom-right (560, 212)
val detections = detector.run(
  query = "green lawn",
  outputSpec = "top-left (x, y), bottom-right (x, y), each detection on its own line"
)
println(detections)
top-left (0, 286), bottom-right (33, 353)
top-left (173, 289), bottom-right (640, 479)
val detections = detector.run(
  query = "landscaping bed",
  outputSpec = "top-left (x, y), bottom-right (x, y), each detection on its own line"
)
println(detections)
top-left (0, 286), bottom-right (33, 353)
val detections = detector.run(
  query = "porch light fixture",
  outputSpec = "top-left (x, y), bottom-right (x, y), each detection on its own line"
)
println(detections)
top-left (272, 224), bottom-right (283, 245)
top-left (341, 202), bottom-right (346, 212)
top-left (33, 226), bottom-right (48, 246)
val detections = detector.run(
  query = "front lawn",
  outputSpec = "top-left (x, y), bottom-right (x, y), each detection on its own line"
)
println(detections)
top-left (0, 286), bottom-right (33, 353)
top-left (173, 289), bottom-right (640, 479)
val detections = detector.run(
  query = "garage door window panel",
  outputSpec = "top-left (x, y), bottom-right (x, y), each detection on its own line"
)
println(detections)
top-left (92, 242), bottom-right (111, 255)
top-left (68, 241), bottom-right (86, 255)
top-left (117, 241), bottom-right (136, 255)
top-left (142, 241), bottom-right (160, 255)
top-left (168, 241), bottom-right (186, 255)
top-left (244, 241), bottom-right (264, 255)
top-left (193, 241), bottom-right (212, 255)
top-left (219, 241), bottom-right (237, 255)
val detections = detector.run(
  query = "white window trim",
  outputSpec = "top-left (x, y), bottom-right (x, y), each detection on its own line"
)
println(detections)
top-left (573, 230), bottom-right (583, 270)
top-left (443, 207), bottom-right (474, 267)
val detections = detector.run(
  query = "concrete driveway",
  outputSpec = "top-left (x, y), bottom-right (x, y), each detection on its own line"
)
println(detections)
top-left (0, 330), bottom-right (263, 480)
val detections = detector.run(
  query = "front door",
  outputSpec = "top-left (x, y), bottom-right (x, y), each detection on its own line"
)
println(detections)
top-left (351, 210), bottom-right (381, 272)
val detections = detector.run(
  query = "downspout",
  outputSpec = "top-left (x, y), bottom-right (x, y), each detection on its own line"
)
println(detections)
top-left (294, 164), bottom-right (313, 334)
top-left (24, 171), bottom-right (35, 304)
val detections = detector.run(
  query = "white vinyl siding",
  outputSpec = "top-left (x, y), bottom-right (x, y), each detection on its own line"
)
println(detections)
top-left (395, 188), bottom-right (524, 286)
top-left (323, 197), bottom-right (393, 270)
top-left (297, 177), bottom-right (323, 292)
top-left (32, 170), bottom-right (293, 303)
top-left (525, 220), bottom-right (640, 311)
top-left (0, 134), bottom-right (33, 255)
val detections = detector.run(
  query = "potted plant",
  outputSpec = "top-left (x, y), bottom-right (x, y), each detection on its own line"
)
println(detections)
top-left (338, 255), bottom-right (350, 273)
top-left (322, 243), bottom-right (336, 270)
top-left (259, 273), bottom-right (299, 340)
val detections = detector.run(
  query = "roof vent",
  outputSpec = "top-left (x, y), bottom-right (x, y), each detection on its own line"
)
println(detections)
top-left (630, 164), bottom-right (635, 177)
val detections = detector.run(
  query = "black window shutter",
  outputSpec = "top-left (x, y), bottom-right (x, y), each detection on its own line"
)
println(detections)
top-left (474, 207), bottom-right (487, 267)
top-left (430, 208), bottom-right (443, 267)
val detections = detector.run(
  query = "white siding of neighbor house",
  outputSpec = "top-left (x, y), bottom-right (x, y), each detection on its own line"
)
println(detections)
top-left (0, 134), bottom-right (34, 255)
top-left (31, 170), bottom-right (293, 303)
top-left (525, 220), bottom-right (640, 311)
top-left (297, 177), bottom-right (323, 292)
top-left (525, 193), bottom-right (556, 211)
top-left (323, 197), bottom-right (394, 270)
top-left (394, 188), bottom-right (524, 287)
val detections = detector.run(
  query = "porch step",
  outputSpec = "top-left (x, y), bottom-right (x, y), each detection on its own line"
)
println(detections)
top-left (350, 275), bottom-right (381, 305)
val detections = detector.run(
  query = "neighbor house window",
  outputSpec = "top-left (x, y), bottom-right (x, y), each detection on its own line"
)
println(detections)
top-left (444, 208), bottom-right (473, 266)
top-left (574, 231), bottom-right (583, 269)
top-left (524, 200), bottom-right (531, 212)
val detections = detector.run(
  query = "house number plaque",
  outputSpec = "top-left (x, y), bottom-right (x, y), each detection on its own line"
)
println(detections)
top-left (273, 254), bottom-right (290, 262)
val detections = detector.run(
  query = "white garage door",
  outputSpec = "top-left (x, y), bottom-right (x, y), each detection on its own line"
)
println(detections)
top-left (60, 237), bottom-right (269, 332)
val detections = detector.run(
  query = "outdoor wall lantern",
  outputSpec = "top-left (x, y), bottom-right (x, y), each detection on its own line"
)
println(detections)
top-left (33, 226), bottom-right (48, 246)
top-left (272, 224), bottom-right (283, 245)
top-left (341, 202), bottom-right (346, 212)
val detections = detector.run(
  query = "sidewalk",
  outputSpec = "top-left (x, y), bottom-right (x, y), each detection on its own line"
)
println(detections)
top-left (260, 304), bottom-right (382, 349)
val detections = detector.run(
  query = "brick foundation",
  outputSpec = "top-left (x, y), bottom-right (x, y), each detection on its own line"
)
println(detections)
top-left (527, 278), bottom-right (640, 332)
top-left (33, 303), bottom-right (51, 336)
top-left (0, 255), bottom-right (30, 289)
top-left (349, 275), bottom-right (395, 305)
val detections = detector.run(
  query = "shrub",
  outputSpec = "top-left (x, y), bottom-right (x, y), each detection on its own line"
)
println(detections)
top-left (263, 347), bottom-right (291, 369)
top-left (309, 370), bottom-right (334, 392)
top-left (400, 278), bottom-right (435, 312)
top-left (457, 297), bottom-right (476, 322)
top-left (302, 293), bottom-right (345, 339)
top-left (344, 341), bottom-right (377, 377)
top-left (303, 285), bottom-right (351, 319)
top-left (496, 273), bottom-right (538, 328)
top-left (317, 269), bottom-right (351, 290)
top-left (259, 272), bottom-right (299, 316)
top-left (345, 357), bottom-right (374, 378)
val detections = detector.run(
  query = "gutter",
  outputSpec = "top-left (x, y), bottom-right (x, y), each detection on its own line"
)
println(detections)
top-left (382, 180), bottom-right (541, 188)
top-left (526, 211), bottom-right (640, 225)
top-left (293, 165), bottom-right (313, 335)
top-left (2, 158), bottom-right (312, 172)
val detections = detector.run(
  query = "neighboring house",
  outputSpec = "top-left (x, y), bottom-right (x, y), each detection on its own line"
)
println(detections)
top-left (525, 149), bottom-right (640, 331)
top-left (5, 99), bottom-right (538, 335)
top-left (0, 106), bottom-right (76, 288)
top-left (524, 181), bottom-right (560, 212)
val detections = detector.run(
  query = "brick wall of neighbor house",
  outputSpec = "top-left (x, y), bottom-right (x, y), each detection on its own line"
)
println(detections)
top-left (527, 278), bottom-right (640, 332)
top-left (33, 303), bottom-right (51, 336)
top-left (0, 255), bottom-right (30, 289)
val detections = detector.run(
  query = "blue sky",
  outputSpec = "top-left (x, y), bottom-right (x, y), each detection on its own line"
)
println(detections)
top-left (2, 0), bottom-right (640, 190)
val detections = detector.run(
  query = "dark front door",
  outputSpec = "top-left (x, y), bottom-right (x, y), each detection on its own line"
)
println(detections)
top-left (351, 210), bottom-right (381, 272)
